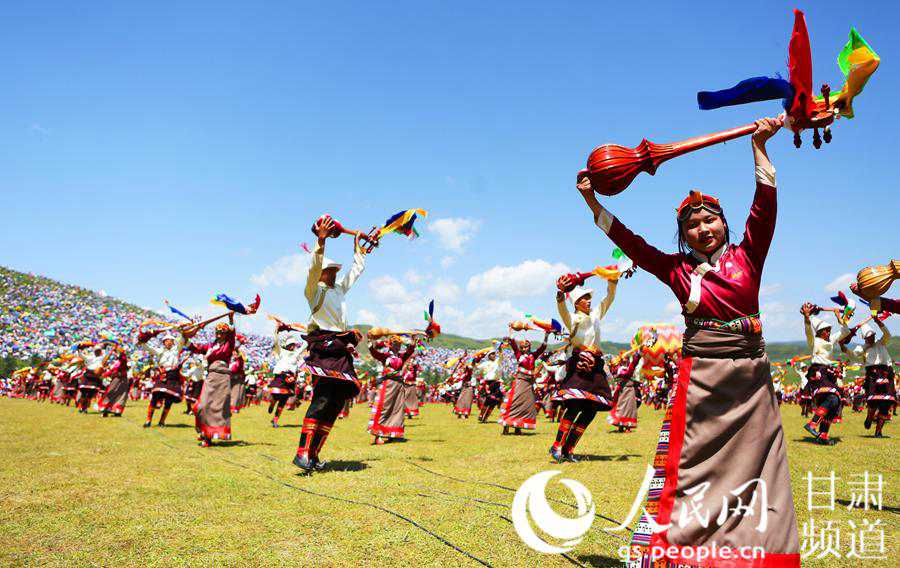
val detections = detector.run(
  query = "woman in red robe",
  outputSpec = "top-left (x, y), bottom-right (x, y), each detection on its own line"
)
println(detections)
top-left (575, 117), bottom-right (798, 567)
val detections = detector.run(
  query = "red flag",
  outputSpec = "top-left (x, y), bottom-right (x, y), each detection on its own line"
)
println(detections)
top-left (788, 10), bottom-right (815, 123)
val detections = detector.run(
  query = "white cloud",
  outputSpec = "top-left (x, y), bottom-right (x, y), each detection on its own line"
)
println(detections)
top-left (760, 283), bottom-right (782, 297)
top-left (454, 300), bottom-right (524, 339)
top-left (467, 259), bottom-right (570, 299)
top-left (251, 254), bottom-right (310, 287)
top-left (441, 256), bottom-right (456, 269)
top-left (431, 279), bottom-right (461, 303)
top-left (760, 300), bottom-right (796, 339)
top-left (369, 275), bottom-right (416, 304)
top-left (355, 308), bottom-right (379, 325)
top-left (428, 217), bottom-right (481, 253)
top-left (825, 273), bottom-right (854, 293)
top-left (404, 269), bottom-right (424, 285)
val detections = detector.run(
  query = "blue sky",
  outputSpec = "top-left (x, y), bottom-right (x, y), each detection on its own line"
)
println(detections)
top-left (2, 1), bottom-right (897, 342)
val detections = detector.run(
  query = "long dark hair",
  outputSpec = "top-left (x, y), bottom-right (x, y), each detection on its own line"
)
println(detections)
top-left (674, 210), bottom-right (732, 256)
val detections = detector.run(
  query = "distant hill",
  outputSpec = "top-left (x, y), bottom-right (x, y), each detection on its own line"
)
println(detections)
top-left (3, 265), bottom-right (898, 385)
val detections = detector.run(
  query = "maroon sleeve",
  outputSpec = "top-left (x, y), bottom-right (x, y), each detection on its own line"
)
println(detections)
top-left (188, 341), bottom-right (210, 355)
top-left (625, 353), bottom-right (641, 376)
top-left (880, 297), bottom-right (900, 314)
top-left (102, 359), bottom-right (121, 378)
top-left (738, 182), bottom-right (777, 268)
top-left (534, 342), bottom-right (547, 358)
top-left (369, 343), bottom-right (389, 364)
top-left (607, 218), bottom-right (678, 285)
top-left (507, 339), bottom-right (521, 359)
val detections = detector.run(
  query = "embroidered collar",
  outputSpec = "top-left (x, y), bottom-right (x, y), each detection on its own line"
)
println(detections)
top-left (690, 244), bottom-right (726, 266)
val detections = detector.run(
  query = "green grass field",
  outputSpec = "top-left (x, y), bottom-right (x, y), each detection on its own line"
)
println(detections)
top-left (0, 397), bottom-right (896, 567)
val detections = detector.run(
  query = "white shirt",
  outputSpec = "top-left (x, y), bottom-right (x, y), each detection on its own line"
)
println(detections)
top-left (79, 347), bottom-right (105, 373)
top-left (852, 323), bottom-right (893, 367)
top-left (805, 317), bottom-right (849, 366)
top-left (273, 330), bottom-right (306, 374)
top-left (182, 359), bottom-right (205, 382)
top-left (144, 335), bottom-right (186, 371)
top-left (477, 358), bottom-right (500, 382)
top-left (304, 242), bottom-right (366, 332)
top-left (557, 280), bottom-right (617, 352)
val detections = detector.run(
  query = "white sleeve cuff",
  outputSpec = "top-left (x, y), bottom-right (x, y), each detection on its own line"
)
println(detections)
top-left (594, 206), bottom-right (614, 234)
top-left (755, 163), bottom-right (776, 187)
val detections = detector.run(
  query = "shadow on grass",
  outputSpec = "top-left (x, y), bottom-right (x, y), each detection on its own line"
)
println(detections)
top-left (836, 498), bottom-right (899, 513)
top-left (576, 554), bottom-right (622, 567)
top-left (158, 424), bottom-right (192, 429)
top-left (310, 460), bottom-right (371, 473)
top-left (214, 440), bottom-right (276, 447)
top-left (793, 436), bottom-right (842, 445)
top-left (575, 453), bottom-right (641, 462)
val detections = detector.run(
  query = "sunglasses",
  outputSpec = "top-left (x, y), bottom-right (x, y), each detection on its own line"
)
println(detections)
top-left (676, 191), bottom-right (722, 221)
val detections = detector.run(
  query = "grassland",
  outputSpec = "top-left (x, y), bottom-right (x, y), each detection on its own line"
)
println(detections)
top-left (0, 397), bottom-right (896, 567)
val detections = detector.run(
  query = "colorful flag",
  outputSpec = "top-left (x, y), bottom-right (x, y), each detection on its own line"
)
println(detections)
top-left (377, 209), bottom-right (428, 240)
top-left (164, 299), bottom-right (193, 322)
top-left (815, 27), bottom-right (880, 118)
top-left (211, 293), bottom-right (261, 315)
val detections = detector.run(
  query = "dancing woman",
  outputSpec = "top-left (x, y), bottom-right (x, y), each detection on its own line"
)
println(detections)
top-left (98, 347), bottom-right (129, 417)
top-left (402, 359), bottom-right (421, 419)
top-left (607, 351), bottom-right (640, 432)
top-left (498, 333), bottom-right (548, 434)
top-left (575, 118), bottom-right (799, 565)
top-left (452, 352), bottom-right (476, 419)
top-left (188, 317), bottom-right (237, 446)
top-left (367, 334), bottom-right (417, 444)
top-left (268, 323), bottom-right (304, 427)
top-left (229, 343), bottom-right (247, 414)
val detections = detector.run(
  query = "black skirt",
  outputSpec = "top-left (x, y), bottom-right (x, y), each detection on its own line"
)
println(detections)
top-left (302, 329), bottom-right (361, 395)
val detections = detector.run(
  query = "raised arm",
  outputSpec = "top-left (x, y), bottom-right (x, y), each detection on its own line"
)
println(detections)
top-left (534, 334), bottom-right (549, 358)
top-left (556, 291), bottom-right (573, 331)
top-left (876, 319), bottom-right (892, 345)
top-left (368, 340), bottom-right (389, 364)
top-left (740, 117), bottom-right (781, 267)
top-left (339, 242), bottom-right (367, 293)
top-left (803, 316), bottom-right (815, 351)
top-left (505, 337), bottom-right (521, 359)
top-left (305, 243), bottom-right (325, 306)
top-left (595, 279), bottom-right (618, 319)
top-left (272, 329), bottom-right (282, 358)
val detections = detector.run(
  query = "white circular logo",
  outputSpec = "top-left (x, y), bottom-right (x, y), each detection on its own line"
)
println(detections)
top-left (511, 470), bottom-right (596, 554)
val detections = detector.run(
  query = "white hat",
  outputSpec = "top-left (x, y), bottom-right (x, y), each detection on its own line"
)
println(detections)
top-left (280, 333), bottom-right (302, 348)
top-left (811, 316), bottom-right (831, 333)
top-left (161, 333), bottom-right (176, 342)
top-left (322, 257), bottom-right (342, 270)
top-left (571, 286), bottom-right (593, 303)
top-left (859, 324), bottom-right (876, 339)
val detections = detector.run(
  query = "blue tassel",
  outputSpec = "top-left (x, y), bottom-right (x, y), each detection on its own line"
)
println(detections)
top-left (698, 76), bottom-right (794, 110)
